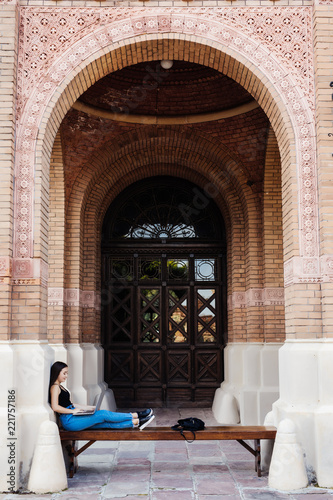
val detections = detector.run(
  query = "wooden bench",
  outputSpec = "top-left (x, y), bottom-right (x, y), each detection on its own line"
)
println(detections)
top-left (59, 425), bottom-right (276, 478)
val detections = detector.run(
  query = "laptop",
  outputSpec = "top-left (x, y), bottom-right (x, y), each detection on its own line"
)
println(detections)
top-left (77, 389), bottom-right (106, 415)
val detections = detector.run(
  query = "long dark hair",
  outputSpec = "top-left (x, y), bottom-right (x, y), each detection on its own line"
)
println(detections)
top-left (48, 361), bottom-right (68, 402)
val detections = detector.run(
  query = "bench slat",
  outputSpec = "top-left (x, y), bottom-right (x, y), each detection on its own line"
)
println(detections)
top-left (60, 425), bottom-right (276, 442)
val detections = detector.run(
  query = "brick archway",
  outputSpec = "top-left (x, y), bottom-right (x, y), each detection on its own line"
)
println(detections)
top-left (15, 9), bottom-right (317, 286)
top-left (49, 124), bottom-right (281, 344)
top-left (13, 9), bottom-right (315, 349)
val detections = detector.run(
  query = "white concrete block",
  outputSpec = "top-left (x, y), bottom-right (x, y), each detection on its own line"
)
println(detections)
top-left (269, 419), bottom-right (308, 490)
top-left (28, 420), bottom-right (67, 494)
top-left (213, 343), bottom-right (282, 425)
top-left (261, 411), bottom-right (275, 472)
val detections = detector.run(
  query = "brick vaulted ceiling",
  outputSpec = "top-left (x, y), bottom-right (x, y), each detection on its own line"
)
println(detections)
top-left (61, 61), bottom-right (270, 199)
top-left (78, 61), bottom-right (253, 116)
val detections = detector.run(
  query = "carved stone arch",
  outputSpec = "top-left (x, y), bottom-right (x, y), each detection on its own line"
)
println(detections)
top-left (15, 11), bottom-right (316, 287)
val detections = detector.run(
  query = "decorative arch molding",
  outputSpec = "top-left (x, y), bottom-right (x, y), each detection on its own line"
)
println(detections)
top-left (12, 6), bottom-right (319, 286)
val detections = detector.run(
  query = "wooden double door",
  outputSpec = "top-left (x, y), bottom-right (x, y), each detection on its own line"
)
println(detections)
top-left (102, 249), bottom-right (226, 407)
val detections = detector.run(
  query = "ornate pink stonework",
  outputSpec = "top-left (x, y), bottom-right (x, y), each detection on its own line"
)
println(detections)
top-left (229, 288), bottom-right (285, 310)
top-left (285, 254), bottom-right (333, 286)
top-left (48, 288), bottom-right (97, 308)
top-left (321, 255), bottom-right (333, 282)
top-left (0, 257), bottom-right (12, 277)
top-left (17, 7), bottom-right (314, 119)
top-left (10, 257), bottom-right (48, 287)
top-left (12, 258), bottom-right (34, 278)
top-left (48, 287), bottom-right (64, 306)
top-left (81, 290), bottom-right (96, 308)
top-left (231, 291), bottom-right (246, 309)
top-left (264, 288), bottom-right (285, 305)
top-left (14, 6), bottom-right (318, 284)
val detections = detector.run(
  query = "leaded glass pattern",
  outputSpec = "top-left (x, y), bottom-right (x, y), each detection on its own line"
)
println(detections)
top-left (139, 258), bottom-right (161, 281)
top-left (103, 176), bottom-right (224, 242)
top-left (167, 259), bottom-right (189, 281)
top-left (111, 258), bottom-right (133, 281)
top-left (195, 259), bottom-right (216, 281)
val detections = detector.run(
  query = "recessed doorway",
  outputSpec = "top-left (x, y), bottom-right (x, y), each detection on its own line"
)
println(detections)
top-left (101, 176), bottom-right (227, 407)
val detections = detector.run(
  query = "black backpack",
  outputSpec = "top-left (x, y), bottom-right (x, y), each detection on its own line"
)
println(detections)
top-left (171, 417), bottom-right (205, 442)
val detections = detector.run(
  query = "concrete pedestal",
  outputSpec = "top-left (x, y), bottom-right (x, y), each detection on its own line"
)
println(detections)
top-left (0, 340), bottom-right (117, 491)
top-left (0, 341), bottom-right (55, 491)
top-left (268, 418), bottom-right (308, 490)
top-left (82, 343), bottom-right (116, 410)
top-left (213, 342), bottom-right (281, 425)
top-left (28, 420), bottom-right (67, 493)
top-left (0, 342), bottom-right (15, 492)
top-left (273, 339), bottom-right (333, 488)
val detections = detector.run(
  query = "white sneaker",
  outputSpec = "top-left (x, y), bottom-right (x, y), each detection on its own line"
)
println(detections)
top-left (139, 414), bottom-right (155, 430)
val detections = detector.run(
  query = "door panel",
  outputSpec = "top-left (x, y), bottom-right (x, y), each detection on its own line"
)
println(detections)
top-left (103, 252), bottom-right (225, 407)
top-left (108, 288), bottom-right (133, 343)
top-left (166, 350), bottom-right (191, 386)
top-left (137, 350), bottom-right (163, 384)
top-left (195, 288), bottom-right (218, 344)
top-left (107, 349), bottom-right (134, 384)
top-left (167, 288), bottom-right (189, 344)
top-left (139, 288), bottom-right (161, 344)
top-left (195, 350), bottom-right (221, 385)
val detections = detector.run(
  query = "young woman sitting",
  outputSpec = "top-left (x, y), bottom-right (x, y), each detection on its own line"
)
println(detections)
top-left (49, 361), bottom-right (155, 431)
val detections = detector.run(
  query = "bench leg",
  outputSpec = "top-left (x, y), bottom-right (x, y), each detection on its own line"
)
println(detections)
top-left (236, 439), bottom-right (261, 477)
top-left (67, 440), bottom-right (76, 478)
top-left (254, 439), bottom-right (261, 477)
top-left (66, 440), bottom-right (96, 477)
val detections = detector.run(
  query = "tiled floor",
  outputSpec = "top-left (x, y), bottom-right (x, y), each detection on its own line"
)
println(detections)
top-left (2, 408), bottom-right (333, 499)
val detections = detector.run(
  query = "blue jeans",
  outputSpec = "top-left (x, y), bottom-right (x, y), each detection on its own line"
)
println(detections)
top-left (59, 406), bottom-right (134, 431)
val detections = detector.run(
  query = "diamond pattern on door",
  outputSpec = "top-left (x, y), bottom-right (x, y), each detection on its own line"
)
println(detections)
top-left (138, 351), bottom-right (162, 384)
top-left (195, 351), bottom-right (220, 385)
top-left (167, 351), bottom-right (191, 385)
top-left (168, 288), bottom-right (189, 344)
top-left (109, 288), bottom-right (133, 343)
top-left (108, 350), bottom-right (134, 384)
top-left (103, 253), bottom-right (225, 406)
top-left (196, 288), bottom-right (217, 344)
top-left (139, 288), bottom-right (161, 343)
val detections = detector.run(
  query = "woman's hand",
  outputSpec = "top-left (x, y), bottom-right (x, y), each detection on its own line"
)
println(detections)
top-left (72, 408), bottom-right (86, 415)
top-left (74, 404), bottom-right (96, 411)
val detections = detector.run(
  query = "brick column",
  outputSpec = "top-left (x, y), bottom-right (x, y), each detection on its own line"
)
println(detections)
top-left (314, 3), bottom-right (333, 335)
top-left (0, 1), bottom-right (17, 342)
top-left (262, 128), bottom-right (284, 343)
top-left (0, 3), bottom-right (17, 488)
top-left (48, 133), bottom-right (66, 344)
top-left (271, 4), bottom-right (333, 489)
